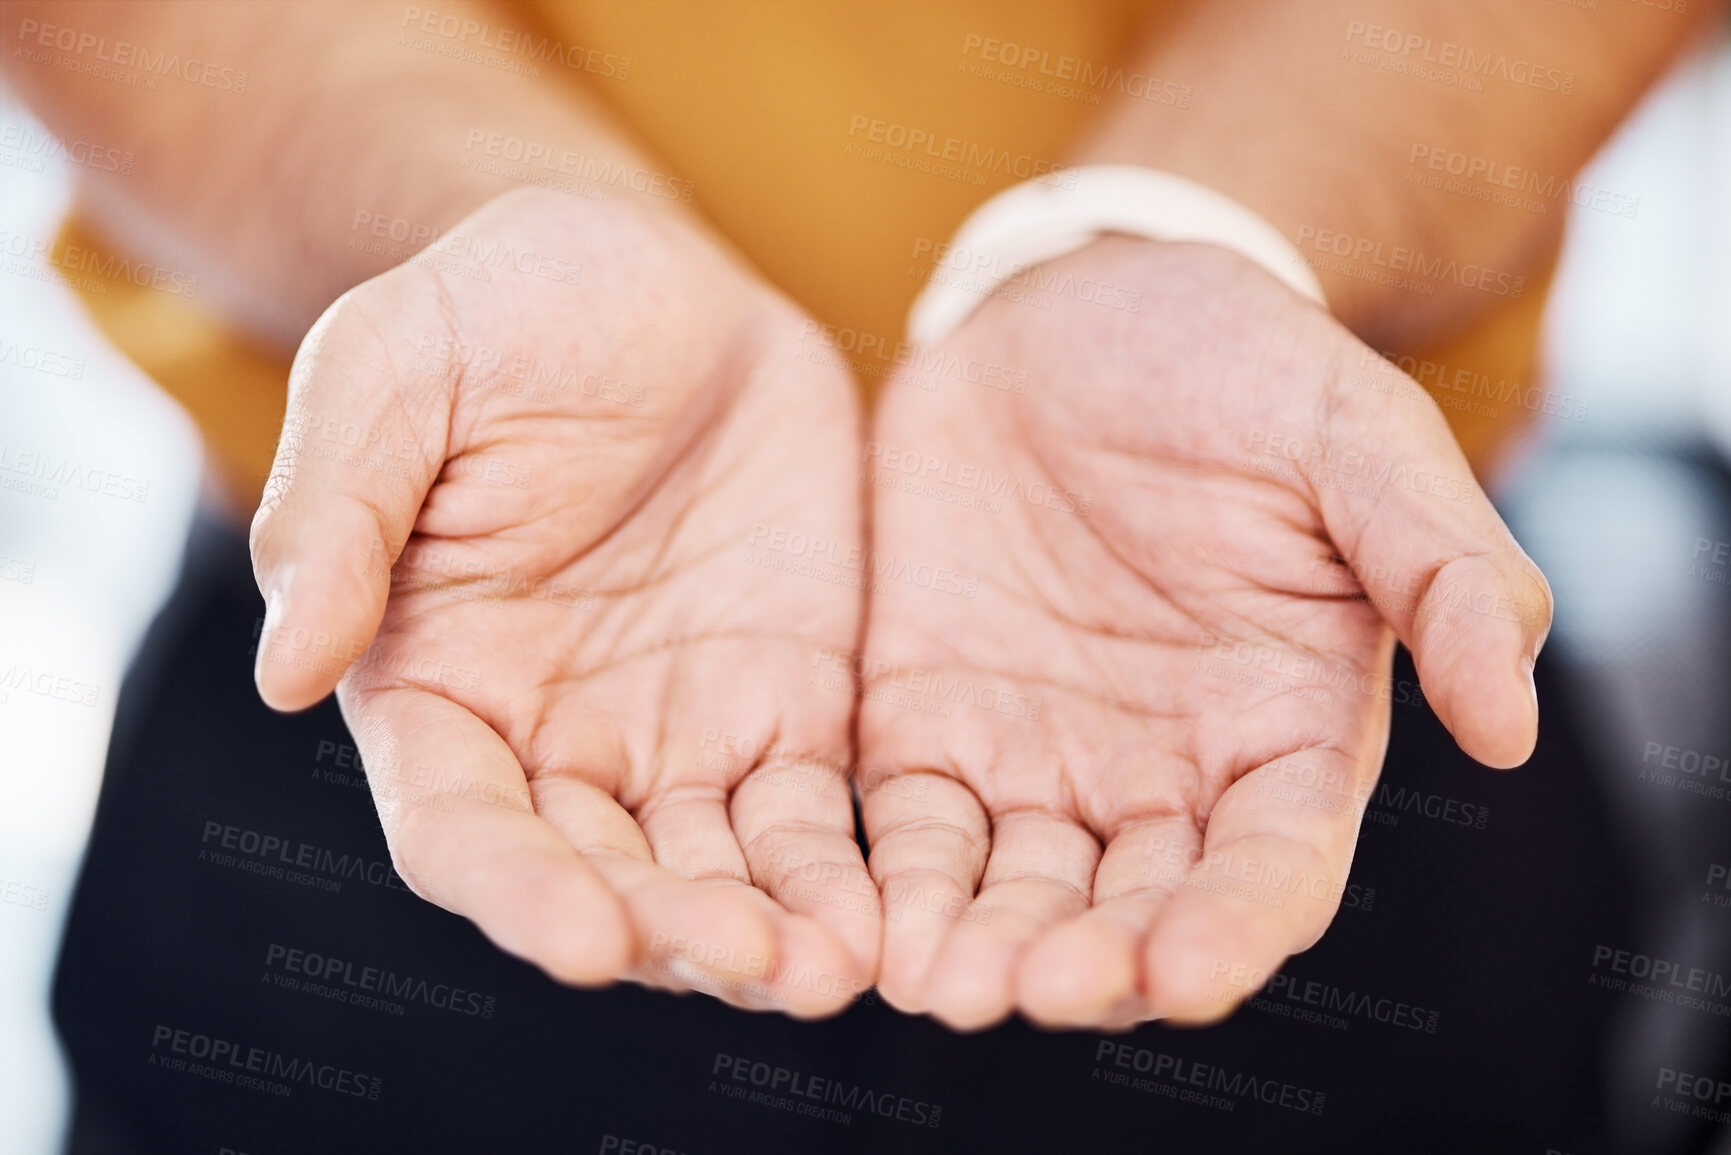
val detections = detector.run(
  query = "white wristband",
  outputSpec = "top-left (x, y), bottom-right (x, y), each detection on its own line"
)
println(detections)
top-left (906, 164), bottom-right (1327, 346)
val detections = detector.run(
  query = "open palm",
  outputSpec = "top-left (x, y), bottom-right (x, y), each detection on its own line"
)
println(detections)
top-left (251, 188), bottom-right (877, 1016)
top-left (860, 237), bottom-right (1551, 1030)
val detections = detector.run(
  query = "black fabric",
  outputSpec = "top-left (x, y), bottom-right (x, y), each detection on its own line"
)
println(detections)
top-left (53, 515), bottom-right (1646, 1155)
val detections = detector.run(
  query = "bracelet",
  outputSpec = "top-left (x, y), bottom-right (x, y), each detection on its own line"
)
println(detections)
top-left (906, 164), bottom-right (1327, 346)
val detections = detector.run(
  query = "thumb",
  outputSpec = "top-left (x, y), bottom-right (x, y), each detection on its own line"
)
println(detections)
top-left (249, 285), bottom-right (455, 712)
top-left (1309, 354), bottom-right (1553, 769)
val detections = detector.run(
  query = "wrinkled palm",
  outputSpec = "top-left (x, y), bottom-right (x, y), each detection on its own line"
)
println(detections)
top-left (859, 238), bottom-right (1551, 1030)
top-left (252, 188), bottom-right (877, 1016)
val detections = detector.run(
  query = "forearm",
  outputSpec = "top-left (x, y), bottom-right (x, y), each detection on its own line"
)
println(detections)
top-left (1071, 0), bottom-right (1721, 348)
top-left (2, 0), bottom-right (673, 348)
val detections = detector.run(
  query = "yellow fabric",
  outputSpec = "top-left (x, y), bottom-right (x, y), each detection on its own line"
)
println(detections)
top-left (527, 0), bottom-right (1154, 344)
top-left (61, 0), bottom-right (1542, 509)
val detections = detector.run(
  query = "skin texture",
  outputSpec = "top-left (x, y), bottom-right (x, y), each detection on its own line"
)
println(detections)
top-left (859, 237), bottom-right (1552, 1030)
top-left (250, 188), bottom-right (877, 1017)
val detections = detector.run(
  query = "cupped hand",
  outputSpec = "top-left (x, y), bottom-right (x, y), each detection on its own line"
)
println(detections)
top-left (250, 187), bottom-right (878, 1016)
top-left (858, 237), bottom-right (1551, 1030)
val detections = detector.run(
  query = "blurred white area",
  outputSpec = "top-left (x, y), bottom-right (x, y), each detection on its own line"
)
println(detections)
top-left (1540, 32), bottom-right (1731, 448)
top-left (0, 92), bottom-right (202, 1154)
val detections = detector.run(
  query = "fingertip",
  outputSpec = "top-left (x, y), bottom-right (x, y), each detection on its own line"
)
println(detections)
top-left (250, 492), bottom-right (398, 711)
top-left (488, 861), bottom-right (635, 987)
top-left (1142, 938), bottom-right (1229, 1023)
top-left (251, 606), bottom-right (350, 713)
top-left (1408, 554), bottom-right (1550, 769)
top-left (921, 919), bottom-right (1024, 1032)
top-left (633, 882), bottom-right (781, 1001)
top-left (1018, 921), bottom-right (1135, 1028)
top-left (873, 871), bottom-right (968, 1016)
top-left (873, 976), bottom-right (928, 1017)
top-left (761, 914), bottom-right (874, 1020)
top-left (1163, 999), bottom-right (1243, 1028)
top-left (1429, 651), bottom-right (1539, 770)
top-left (825, 893), bottom-right (884, 985)
top-left (538, 888), bottom-right (636, 987)
top-left (254, 656), bottom-right (338, 714)
top-left (926, 994), bottom-right (1014, 1034)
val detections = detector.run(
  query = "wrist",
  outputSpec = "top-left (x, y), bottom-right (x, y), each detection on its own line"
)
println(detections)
top-left (265, 89), bottom-right (696, 331)
top-left (908, 165), bottom-right (1323, 349)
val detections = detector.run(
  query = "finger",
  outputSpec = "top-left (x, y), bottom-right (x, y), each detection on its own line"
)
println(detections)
top-left (250, 278), bottom-right (454, 712)
top-left (530, 775), bottom-right (795, 1014)
top-left (1316, 354), bottom-right (1554, 767)
top-left (631, 779), bottom-right (864, 1020)
top-left (339, 682), bottom-right (633, 986)
top-left (1016, 815), bottom-right (1201, 1028)
top-left (1139, 749), bottom-right (1366, 1024)
top-left (919, 810), bottom-right (1100, 1031)
top-left (734, 750), bottom-right (883, 993)
top-left (861, 771), bottom-right (991, 1014)
top-left (547, 710), bottom-right (871, 1018)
